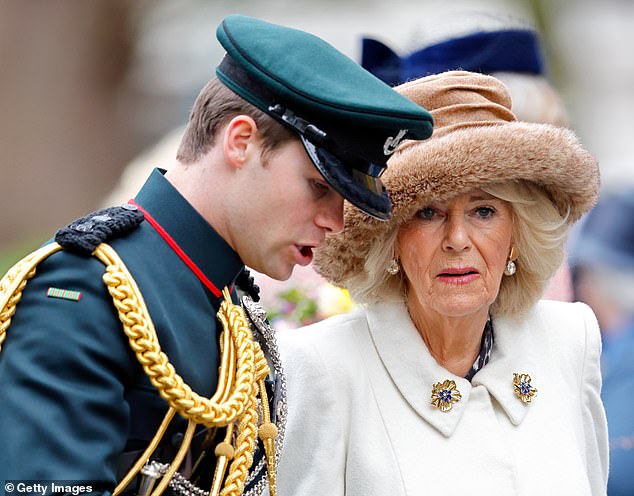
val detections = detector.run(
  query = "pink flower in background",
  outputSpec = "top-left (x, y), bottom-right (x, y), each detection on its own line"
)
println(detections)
top-left (251, 264), bottom-right (355, 330)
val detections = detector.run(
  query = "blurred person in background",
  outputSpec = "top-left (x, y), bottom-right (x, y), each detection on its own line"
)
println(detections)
top-left (361, 11), bottom-right (574, 301)
top-left (0, 15), bottom-right (433, 495)
top-left (570, 191), bottom-right (634, 495)
top-left (275, 71), bottom-right (607, 495)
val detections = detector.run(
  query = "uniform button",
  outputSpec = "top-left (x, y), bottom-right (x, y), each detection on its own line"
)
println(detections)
top-left (121, 203), bottom-right (138, 211)
top-left (171, 431), bottom-right (185, 448)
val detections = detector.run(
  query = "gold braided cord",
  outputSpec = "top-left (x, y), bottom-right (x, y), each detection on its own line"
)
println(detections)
top-left (0, 243), bottom-right (63, 351)
top-left (210, 425), bottom-right (235, 496)
top-left (113, 407), bottom-right (176, 496)
top-left (0, 241), bottom-right (278, 496)
top-left (94, 244), bottom-right (256, 427)
top-left (257, 378), bottom-right (277, 496)
top-left (217, 299), bottom-right (272, 496)
top-left (210, 323), bottom-right (238, 496)
top-left (151, 419), bottom-right (197, 496)
top-left (95, 246), bottom-right (277, 495)
top-left (220, 389), bottom-right (258, 496)
top-left (252, 342), bottom-right (270, 388)
top-left (217, 303), bottom-right (237, 405)
top-left (252, 343), bottom-right (277, 496)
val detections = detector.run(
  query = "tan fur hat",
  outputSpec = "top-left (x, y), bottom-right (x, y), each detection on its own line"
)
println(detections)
top-left (314, 70), bottom-right (599, 287)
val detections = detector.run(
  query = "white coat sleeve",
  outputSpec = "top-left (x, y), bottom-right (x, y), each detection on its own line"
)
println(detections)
top-left (578, 302), bottom-right (609, 495)
top-left (274, 329), bottom-right (347, 496)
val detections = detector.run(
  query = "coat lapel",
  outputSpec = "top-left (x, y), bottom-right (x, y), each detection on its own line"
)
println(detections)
top-left (472, 310), bottom-right (540, 425)
top-left (366, 301), bottom-right (471, 437)
top-left (365, 301), bottom-right (540, 436)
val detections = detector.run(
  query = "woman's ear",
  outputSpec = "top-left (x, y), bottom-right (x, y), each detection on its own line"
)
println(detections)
top-left (223, 115), bottom-right (259, 169)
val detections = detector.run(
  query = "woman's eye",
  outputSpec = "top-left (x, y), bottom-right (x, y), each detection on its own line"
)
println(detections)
top-left (417, 207), bottom-right (436, 220)
top-left (475, 206), bottom-right (496, 218)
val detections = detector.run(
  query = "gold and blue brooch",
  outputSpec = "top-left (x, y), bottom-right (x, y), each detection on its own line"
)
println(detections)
top-left (513, 373), bottom-right (537, 403)
top-left (431, 379), bottom-right (462, 412)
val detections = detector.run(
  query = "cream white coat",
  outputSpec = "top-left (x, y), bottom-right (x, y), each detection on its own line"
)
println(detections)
top-left (274, 300), bottom-right (608, 496)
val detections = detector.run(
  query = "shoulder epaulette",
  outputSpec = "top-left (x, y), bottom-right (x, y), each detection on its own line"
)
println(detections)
top-left (55, 204), bottom-right (145, 256)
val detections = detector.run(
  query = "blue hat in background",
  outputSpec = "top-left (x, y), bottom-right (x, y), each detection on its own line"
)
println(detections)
top-left (570, 191), bottom-right (634, 270)
top-left (215, 15), bottom-right (434, 220)
top-left (362, 29), bottom-right (544, 86)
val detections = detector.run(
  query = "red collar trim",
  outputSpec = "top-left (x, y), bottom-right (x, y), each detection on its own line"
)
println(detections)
top-left (128, 199), bottom-right (223, 298)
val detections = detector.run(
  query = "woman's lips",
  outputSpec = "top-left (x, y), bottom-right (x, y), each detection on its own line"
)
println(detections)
top-left (437, 267), bottom-right (480, 285)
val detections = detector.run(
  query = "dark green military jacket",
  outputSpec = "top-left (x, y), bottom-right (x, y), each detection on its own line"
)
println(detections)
top-left (0, 169), bottom-right (245, 492)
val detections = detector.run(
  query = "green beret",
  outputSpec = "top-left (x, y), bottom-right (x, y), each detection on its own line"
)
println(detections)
top-left (216, 15), bottom-right (433, 220)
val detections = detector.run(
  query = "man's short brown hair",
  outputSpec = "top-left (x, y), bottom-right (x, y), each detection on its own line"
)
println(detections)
top-left (176, 78), bottom-right (295, 164)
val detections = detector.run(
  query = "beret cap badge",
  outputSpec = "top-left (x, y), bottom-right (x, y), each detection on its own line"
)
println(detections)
top-left (383, 129), bottom-right (408, 155)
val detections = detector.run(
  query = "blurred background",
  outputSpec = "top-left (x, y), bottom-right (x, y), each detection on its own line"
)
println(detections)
top-left (4, 0), bottom-right (634, 315)
top-left (2, 0), bottom-right (634, 310)
top-left (2, 0), bottom-right (634, 266)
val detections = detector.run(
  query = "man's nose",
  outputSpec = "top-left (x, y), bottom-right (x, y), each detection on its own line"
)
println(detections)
top-left (315, 196), bottom-right (345, 234)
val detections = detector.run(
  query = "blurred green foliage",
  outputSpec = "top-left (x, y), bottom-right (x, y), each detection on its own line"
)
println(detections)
top-left (0, 237), bottom-right (47, 275)
top-left (266, 287), bottom-right (320, 326)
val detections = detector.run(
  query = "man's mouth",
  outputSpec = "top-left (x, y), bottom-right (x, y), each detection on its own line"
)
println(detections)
top-left (298, 245), bottom-right (314, 258)
top-left (293, 244), bottom-right (316, 266)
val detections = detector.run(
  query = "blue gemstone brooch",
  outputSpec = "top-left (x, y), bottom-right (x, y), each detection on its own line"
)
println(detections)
top-left (513, 373), bottom-right (537, 403)
top-left (431, 379), bottom-right (462, 412)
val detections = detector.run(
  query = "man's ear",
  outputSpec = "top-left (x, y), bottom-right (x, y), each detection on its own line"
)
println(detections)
top-left (223, 115), bottom-right (259, 169)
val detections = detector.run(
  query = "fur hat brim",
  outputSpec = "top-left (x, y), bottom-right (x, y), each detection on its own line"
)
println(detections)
top-left (314, 121), bottom-right (599, 287)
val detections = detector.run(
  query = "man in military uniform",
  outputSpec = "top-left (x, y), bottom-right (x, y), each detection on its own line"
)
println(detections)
top-left (0, 15), bottom-right (432, 496)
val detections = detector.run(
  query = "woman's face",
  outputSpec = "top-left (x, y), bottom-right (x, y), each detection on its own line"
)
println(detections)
top-left (397, 189), bottom-right (514, 320)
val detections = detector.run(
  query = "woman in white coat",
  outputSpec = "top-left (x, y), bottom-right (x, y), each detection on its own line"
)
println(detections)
top-left (275, 71), bottom-right (608, 495)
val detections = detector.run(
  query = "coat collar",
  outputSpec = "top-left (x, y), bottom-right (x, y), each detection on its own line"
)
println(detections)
top-left (366, 301), bottom-right (540, 437)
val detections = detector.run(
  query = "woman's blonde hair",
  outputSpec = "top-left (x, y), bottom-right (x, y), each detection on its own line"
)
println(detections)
top-left (347, 180), bottom-right (569, 317)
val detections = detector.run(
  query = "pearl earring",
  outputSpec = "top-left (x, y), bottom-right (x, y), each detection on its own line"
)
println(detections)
top-left (386, 259), bottom-right (399, 275)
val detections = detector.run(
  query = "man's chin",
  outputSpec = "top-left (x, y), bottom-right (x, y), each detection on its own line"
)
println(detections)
top-left (256, 263), bottom-right (294, 282)
top-left (274, 265), bottom-right (294, 282)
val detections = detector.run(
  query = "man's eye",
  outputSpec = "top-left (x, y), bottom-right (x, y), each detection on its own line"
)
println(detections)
top-left (310, 179), bottom-right (330, 195)
top-left (417, 207), bottom-right (436, 220)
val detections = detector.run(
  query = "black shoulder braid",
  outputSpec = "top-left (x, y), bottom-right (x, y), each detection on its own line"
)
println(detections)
top-left (55, 204), bottom-right (145, 256)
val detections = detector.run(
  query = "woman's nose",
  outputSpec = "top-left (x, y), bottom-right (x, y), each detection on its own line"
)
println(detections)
top-left (442, 215), bottom-right (471, 252)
